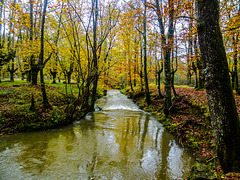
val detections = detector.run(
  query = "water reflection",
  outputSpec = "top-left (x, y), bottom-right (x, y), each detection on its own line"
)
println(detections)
top-left (0, 90), bottom-right (194, 179)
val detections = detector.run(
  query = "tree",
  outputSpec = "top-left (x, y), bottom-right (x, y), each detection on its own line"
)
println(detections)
top-left (154, 0), bottom-right (175, 114)
top-left (142, 0), bottom-right (151, 105)
top-left (66, 0), bottom-right (119, 111)
top-left (0, 0), bottom-right (17, 83)
top-left (39, 0), bottom-right (52, 109)
top-left (197, 0), bottom-right (240, 173)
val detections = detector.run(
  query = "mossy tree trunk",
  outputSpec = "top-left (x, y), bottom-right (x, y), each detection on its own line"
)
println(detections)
top-left (197, 0), bottom-right (240, 173)
top-left (164, 0), bottom-right (174, 114)
top-left (155, 0), bottom-right (174, 114)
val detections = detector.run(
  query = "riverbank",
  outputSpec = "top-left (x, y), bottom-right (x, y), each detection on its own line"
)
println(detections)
top-left (121, 85), bottom-right (240, 179)
top-left (0, 81), bottom-right (103, 135)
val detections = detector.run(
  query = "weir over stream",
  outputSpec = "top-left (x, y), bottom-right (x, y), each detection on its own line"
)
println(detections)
top-left (0, 90), bottom-right (195, 179)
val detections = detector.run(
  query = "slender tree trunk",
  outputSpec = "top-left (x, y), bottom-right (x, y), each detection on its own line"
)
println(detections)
top-left (134, 38), bottom-right (138, 87)
top-left (143, 0), bottom-right (151, 105)
top-left (171, 71), bottom-right (177, 97)
top-left (155, 0), bottom-right (173, 114)
top-left (192, 62), bottom-right (198, 89)
top-left (90, 0), bottom-right (99, 111)
top-left (40, 0), bottom-right (52, 109)
top-left (140, 39), bottom-right (144, 91)
top-left (164, 0), bottom-right (174, 114)
top-left (197, 0), bottom-right (240, 172)
top-left (8, 62), bottom-right (15, 82)
top-left (0, 0), bottom-right (3, 47)
top-left (157, 69), bottom-right (164, 99)
top-left (0, 68), bottom-right (2, 83)
top-left (186, 68), bottom-right (192, 85)
top-left (232, 34), bottom-right (239, 93)
top-left (127, 40), bottom-right (134, 92)
top-left (129, 57), bottom-right (134, 92)
top-left (30, 0), bottom-right (38, 85)
top-left (194, 34), bottom-right (204, 90)
top-left (67, 71), bottom-right (72, 84)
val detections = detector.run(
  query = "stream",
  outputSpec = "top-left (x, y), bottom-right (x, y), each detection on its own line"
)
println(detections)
top-left (0, 90), bottom-right (195, 180)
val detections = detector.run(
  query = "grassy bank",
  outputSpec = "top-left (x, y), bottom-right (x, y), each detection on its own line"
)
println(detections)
top-left (0, 80), bottom-right (103, 135)
top-left (121, 84), bottom-right (240, 180)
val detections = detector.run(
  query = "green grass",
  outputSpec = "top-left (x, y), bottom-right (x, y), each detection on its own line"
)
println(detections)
top-left (0, 80), bottom-right (29, 87)
top-left (0, 79), bottom-right (105, 135)
top-left (0, 80), bottom-right (81, 134)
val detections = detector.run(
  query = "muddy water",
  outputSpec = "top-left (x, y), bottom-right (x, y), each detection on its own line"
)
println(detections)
top-left (0, 90), bottom-right (195, 180)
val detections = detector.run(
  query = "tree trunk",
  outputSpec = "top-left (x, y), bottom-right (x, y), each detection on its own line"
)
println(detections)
top-left (90, 0), bottom-right (99, 111)
top-left (197, 68), bottom-right (204, 89)
top-left (197, 0), bottom-right (240, 172)
top-left (157, 69), bottom-right (164, 99)
top-left (50, 69), bottom-right (57, 84)
top-left (171, 71), bottom-right (177, 98)
top-left (128, 47), bottom-right (134, 92)
top-left (140, 38), bottom-right (144, 91)
top-left (67, 71), bottom-right (72, 84)
top-left (39, 0), bottom-right (52, 109)
top-left (192, 62), bottom-right (198, 89)
top-left (143, 0), bottom-right (151, 105)
top-left (232, 34), bottom-right (239, 93)
top-left (31, 65), bottom-right (39, 85)
top-left (155, 0), bottom-right (174, 114)
top-left (26, 71), bottom-right (31, 82)
top-left (0, 68), bottom-right (2, 83)
top-left (164, 0), bottom-right (174, 115)
top-left (29, 0), bottom-right (35, 84)
top-left (8, 58), bottom-right (18, 82)
top-left (186, 69), bottom-right (192, 85)
top-left (194, 33), bottom-right (204, 90)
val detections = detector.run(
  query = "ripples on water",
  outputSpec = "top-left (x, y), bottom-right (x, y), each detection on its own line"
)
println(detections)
top-left (0, 90), bottom-right (195, 180)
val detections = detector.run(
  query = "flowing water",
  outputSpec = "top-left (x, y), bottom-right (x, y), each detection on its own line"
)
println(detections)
top-left (0, 90), bottom-right (195, 180)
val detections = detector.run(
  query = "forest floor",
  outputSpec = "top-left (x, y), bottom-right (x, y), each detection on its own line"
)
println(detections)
top-left (122, 85), bottom-right (240, 180)
top-left (0, 80), bottom-right (103, 135)
top-left (1, 81), bottom-right (240, 179)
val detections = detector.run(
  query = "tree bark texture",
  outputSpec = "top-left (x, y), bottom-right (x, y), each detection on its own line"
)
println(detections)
top-left (197, 0), bottom-right (240, 172)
